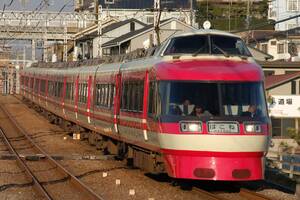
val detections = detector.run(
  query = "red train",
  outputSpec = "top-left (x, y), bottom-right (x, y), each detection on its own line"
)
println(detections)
top-left (20, 30), bottom-right (270, 181)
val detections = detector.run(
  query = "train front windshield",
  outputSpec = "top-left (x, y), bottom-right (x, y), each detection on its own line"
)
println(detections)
top-left (163, 34), bottom-right (251, 57)
top-left (159, 81), bottom-right (267, 120)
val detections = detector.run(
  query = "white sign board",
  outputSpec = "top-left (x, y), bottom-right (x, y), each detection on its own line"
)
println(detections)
top-left (268, 95), bottom-right (300, 118)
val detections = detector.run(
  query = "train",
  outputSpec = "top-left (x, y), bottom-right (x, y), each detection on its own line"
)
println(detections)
top-left (20, 29), bottom-right (270, 181)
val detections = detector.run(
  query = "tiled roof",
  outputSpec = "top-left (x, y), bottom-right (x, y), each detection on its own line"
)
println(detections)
top-left (76, 18), bottom-right (146, 41)
top-left (265, 72), bottom-right (300, 90)
top-left (102, 18), bottom-right (177, 48)
top-left (99, 0), bottom-right (191, 9)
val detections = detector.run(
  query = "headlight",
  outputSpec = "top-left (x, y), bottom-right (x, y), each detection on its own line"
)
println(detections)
top-left (244, 123), bottom-right (262, 133)
top-left (180, 121), bottom-right (202, 132)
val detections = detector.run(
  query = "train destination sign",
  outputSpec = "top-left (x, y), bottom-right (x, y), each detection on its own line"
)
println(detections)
top-left (207, 121), bottom-right (239, 133)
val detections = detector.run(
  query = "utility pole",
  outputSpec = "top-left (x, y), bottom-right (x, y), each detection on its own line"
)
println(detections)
top-left (97, 4), bottom-right (103, 58)
top-left (246, 0), bottom-right (250, 44)
top-left (63, 20), bottom-right (68, 62)
top-left (43, 0), bottom-right (49, 62)
top-left (190, 0), bottom-right (193, 26)
top-left (153, 0), bottom-right (161, 46)
top-left (228, 0), bottom-right (232, 31)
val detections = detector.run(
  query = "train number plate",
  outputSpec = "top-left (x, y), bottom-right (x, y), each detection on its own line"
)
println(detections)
top-left (207, 122), bottom-right (239, 133)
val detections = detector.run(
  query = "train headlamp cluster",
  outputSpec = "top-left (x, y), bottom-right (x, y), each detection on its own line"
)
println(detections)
top-left (180, 121), bottom-right (202, 132)
top-left (244, 123), bottom-right (262, 133)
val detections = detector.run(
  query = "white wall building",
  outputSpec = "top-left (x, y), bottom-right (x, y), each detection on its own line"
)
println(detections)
top-left (268, 0), bottom-right (300, 31)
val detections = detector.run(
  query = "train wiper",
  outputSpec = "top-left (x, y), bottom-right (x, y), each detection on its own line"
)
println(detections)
top-left (212, 44), bottom-right (229, 57)
top-left (192, 47), bottom-right (207, 57)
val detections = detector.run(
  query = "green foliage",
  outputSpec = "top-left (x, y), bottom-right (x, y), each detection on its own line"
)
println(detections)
top-left (287, 127), bottom-right (300, 145)
top-left (195, 0), bottom-right (272, 31)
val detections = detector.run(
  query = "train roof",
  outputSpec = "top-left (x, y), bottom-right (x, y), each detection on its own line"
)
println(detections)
top-left (172, 29), bottom-right (241, 39)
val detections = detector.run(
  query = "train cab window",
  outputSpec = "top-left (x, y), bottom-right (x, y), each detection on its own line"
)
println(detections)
top-left (159, 81), bottom-right (267, 120)
top-left (79, 83), bottom-right (88, 103)
top-left (95, 83), bottom-right (115, 108)
top-left (34, 79), bottom-right (39, 93)
top-left (65, 82), bottom-right (74, 100)
top-left (30, 78), bottom-right (34, 89)
top-left (121, 81), bottom-right (144, 112)
top-left (148, 82), bottom-right (156, 115)
top-left (20, 76), bottom-right (24, 86)
top-left (164, 35), bottom-right (209, 55)
top-left (163, 34), bottom-right (251, 57)
top-left (40, 80), bottom-right (46, 94)
top-left (48, 81), bottom-right (54, 97)
top-left (210, 35), bottom-right (251, 56)
top-left (54, 82), bottom-right (64, 98)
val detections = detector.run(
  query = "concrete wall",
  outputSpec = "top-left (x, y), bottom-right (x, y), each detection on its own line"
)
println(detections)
top-left (269, 0), bottom-right (300, 31)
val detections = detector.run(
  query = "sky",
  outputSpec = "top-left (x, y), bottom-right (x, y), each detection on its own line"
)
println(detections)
top-left (0, 0), bottom-right (74, 12)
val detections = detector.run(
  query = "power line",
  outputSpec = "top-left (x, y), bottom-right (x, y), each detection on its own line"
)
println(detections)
top-left (2, 0), bottom-right (14, 14)
top-left (233, 13), bottom-right (300, 33)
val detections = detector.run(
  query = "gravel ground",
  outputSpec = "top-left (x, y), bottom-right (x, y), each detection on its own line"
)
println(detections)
top-left (0, 95), bottom-right (297, 200)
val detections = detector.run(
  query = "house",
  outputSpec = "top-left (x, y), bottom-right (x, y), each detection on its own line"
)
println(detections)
top-left (265, 72), bottom-right (300, 138)
top-left (101, 18), bottom-right (197, 56)
top-left (268, 0), bottom-right (300, 31)
top-left (75, 0), bottom-right (196, 27)
top-left (247, 46), bottom-right (273, 61)
top-left (239, 28), bottom-right (300, 61)
top-left (73, 18), bottom-right (147, 59)
top-left (258, 60), bottom-right (300, 77)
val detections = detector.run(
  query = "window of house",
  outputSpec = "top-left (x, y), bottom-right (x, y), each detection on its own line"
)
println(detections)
top-left (282, 118), bottom-right (295, 137)
top-left (261, 44), bottom-right (268, 53)
top-left (291, 80), bottom-right (296, 94)
top-left (263, 70), bottom-right (275, 77)
top-left (146, 16), bottom-right (154, 24)
top-left (271, 118), bottom-right (281, 137)
top-left (271, 118), bottom-right (295, 138)
top-left (270, 41), bottom-right (277, 46)
top-left (287, 0), bottom-right (298, 11)
top-left (287, 23), bottom-right (297, 30)
top-left (277, 43), bottom-right (284, 54)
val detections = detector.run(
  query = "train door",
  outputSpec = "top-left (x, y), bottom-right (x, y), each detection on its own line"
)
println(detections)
top-left (92, 69), bottom-right (116, 134)
top-left (117, 70), bottom-right (148, 142)
top-left (113, 73), bottom-right (121, 134)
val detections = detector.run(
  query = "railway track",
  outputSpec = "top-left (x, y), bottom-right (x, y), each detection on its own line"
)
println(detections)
top-left (0, 104), bottom-right (105, 200)
top-left (192, 187), bottom-right (274, 200)
top-left (239, 188), bottom-right (273, 200)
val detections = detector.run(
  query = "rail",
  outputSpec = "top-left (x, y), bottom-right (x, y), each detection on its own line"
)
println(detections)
top-left (0, 127), bottom-right (52, 199)
top-left (0, 104), bottom-right (105, 200)
top-left (239, 188), bottom-right (273, 200)
top-left (192, 187), bottom-right (228, 200)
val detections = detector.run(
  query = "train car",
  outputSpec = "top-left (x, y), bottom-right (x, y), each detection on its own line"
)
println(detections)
top-left (20, 29), bottom-right (270, 181)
